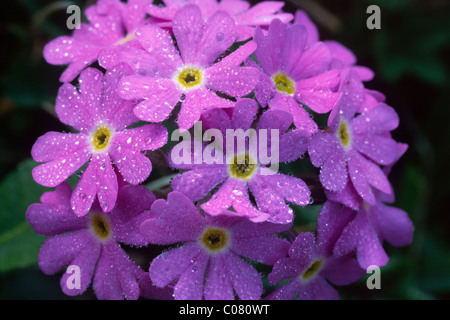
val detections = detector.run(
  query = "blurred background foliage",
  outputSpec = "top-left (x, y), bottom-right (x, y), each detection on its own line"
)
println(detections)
top-left (1, 0), bottom-right (449, 300)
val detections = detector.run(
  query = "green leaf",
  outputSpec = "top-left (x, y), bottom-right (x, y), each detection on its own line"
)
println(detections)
top-left (0, 159), bottom-right (48, 273)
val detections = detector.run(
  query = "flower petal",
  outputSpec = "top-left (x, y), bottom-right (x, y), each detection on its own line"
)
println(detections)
top-left (31, 132), bottom-right (88, 163)
top-left (70, 159), bottom-right (98, 216)
top-left (93, 242), bottom-right (142, 300)
top-left (268, 257), bottom-right (301, 286)
top-left (204, 255), bottom-right (234, 300)
top-left (195, 11), bottom-right (237, 66)
top-left (231, 98), bottom-right (258, 130)
top-left (298, 277), bottom-right (339, 300)
top-left (140, 192), bottom-right (205, 244)
top-left (254, 20), bottom-right (286, 75)
top-left (118, 74), bottom-right (180, 104)
top-left (266, 277), bottom-right (301, 300)
top-left (32, 147), bottom-right (91, 188)
top-left (232, 236), bottom-right (290, 265)
top-left (171, 167), bottom-right (229, 202)
top-left (178, 88), bottom-right (234, 131)
top-left (38, 229), bottom-right (95, 276)
top-left (334, 212), bottom-right (388, 270)
top-left (59, 234), bottom-right (101, 296)
top-left (319, 151), bottom-right (348, 193)
top-left (149, 242), bottom-right (203, 288)
top-left (279, 23), bottom-right (307, 76)
top-left (352, 103), bottom-right (399, 135)
top-left (316, 201), bottom-right (356, 256)
top-left (26, 183), bottom-right (87, 237)
top-left (294, 10), bottom-right (319, 47)
top-left (95, 154), bottom-right (119, 213)
top-left (109, 146), bottom-right (152, 186)
top-left (290, 42), bottom-right (331, 80)
top-left (135, 24), bottom-right (182, 75)
top-left (174, 251), bottom-right (209, 300)
top-left (55, 83), bottom-right (95, 133)
top-left (295, 70), bottom-right (340, 114)
top-left (223, 252), bottom-right (263, 300)
top-left (205, 66), bottom-right (259, 98)
top-left (321, 255), bottom-right (365, 286)
top-left (289, 232), bottom-right (315, 264)
top-left (371, 202), bottom-right (414, 247)
top-left (172, 5), bottom-right (204, 64)
top-left (110, 185), bottom-right (156, 246)
top-left (347, 150), bottom-right (391, 204)
top-left (353, 133), bottom-right (398, 165)
top-left (308, 131), bottom-right (343, 168)
top-left (201, 178), bottom-right (269, 222)
top-left (268, 93), bottom-right (318, 134)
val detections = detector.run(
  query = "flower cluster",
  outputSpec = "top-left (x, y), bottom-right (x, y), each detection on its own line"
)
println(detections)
top-left (27, 0), bottom-right (413, 300)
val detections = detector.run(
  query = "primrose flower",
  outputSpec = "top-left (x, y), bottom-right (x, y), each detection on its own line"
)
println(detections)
top-left (31, 66), bottom-right (168, 216)
top-left (248, 18), bottom-right (341, 135)
top-left (333, 142), bottom-right (413, 269)
top-left (44, 0), bottom-right (150, 82)
top-left (139, 191), bottom-right (291, 300)
top-left (146, 0), bottom-right (294, 41)
top-left (117, 4), bottom-right (259, 131)
top-left (169, 98), bottom-right (311, 224)
top-left (267, 201), bottom-right (364, 300)
top-left (25, 182), bottom-right (160, 299)
top-left (324, 140), bottom-right (408, 211)
top-left (308, 70), bottom-right (400, 205)
top-left (334, 193), bottom-right (414, 270)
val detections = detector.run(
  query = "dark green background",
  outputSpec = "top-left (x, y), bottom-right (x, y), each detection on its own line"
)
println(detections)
top-left (1, 0), bottom-right (449, 300)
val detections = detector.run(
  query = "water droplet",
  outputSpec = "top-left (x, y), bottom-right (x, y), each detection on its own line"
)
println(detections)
top-left (216, 32), bottom-right (225, 41)
top-left (232, 189), bottom-right (243, 196)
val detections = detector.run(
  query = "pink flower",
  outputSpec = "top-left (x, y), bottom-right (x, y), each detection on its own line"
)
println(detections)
top-left (25, 182), bottom-right (168, 299)
top-left (146, 0), bottom-right (294, 40)
top-left (267, 201), bottom-right (364, 300)
top-left (333, 142), bottom-right (413, 270)
top-left (324, 141), bottom-right (408, 210)
top-left (169, 98), bottom-right (311, 224)
top-left (44, 0), bottom-right (150, 82)
top-left (31, 66), bottom-right (168, 216)
top-left (248, 18), bottom-right (341, 135)
top-left (139, 191), bottom-right (291, 300)
top-left (117, 4), bottom-right (259, 131)
top-left (334, 194), bottom-right (414, 270)
top-left (308, 71), bottom-right (399, 205)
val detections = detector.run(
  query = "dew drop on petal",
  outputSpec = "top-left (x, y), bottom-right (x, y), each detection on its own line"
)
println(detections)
top-left (216, 32), bottom-right (225, 42)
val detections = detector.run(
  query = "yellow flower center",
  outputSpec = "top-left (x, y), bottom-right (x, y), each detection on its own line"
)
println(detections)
top-left (228, 154), bottom-right (257, 180)
top-left (337, 119), bottom-right (351, 149)
top-left (301, 259), bottom-right (323, 281)
top-left (200, 227), bottom-right (229, 253)
top-left (176, 67), bottom-right (203, 89)
top-left (90, 213), bottom-right (112, 242)
top-left (273, 72), bottom-right (295, 95)
top-left (90, 125), bottom-right (113, 153)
